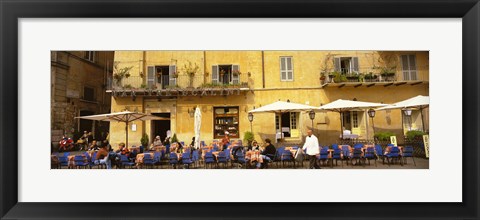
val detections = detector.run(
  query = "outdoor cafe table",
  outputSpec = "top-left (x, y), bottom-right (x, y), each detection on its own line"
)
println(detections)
top-left (67, 154), bottom-right (87, 168)
top-left (245, 150), bottom-right (263, 163)
top-left (136, 152), bottom-right (155, 165)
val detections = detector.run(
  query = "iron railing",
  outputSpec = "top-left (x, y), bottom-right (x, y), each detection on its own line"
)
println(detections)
top-left (107, 73), bottom-right (250, 90)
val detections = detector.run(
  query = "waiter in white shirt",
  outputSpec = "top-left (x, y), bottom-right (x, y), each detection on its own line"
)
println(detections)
top-left (302, 129), bottom-right (320, 169)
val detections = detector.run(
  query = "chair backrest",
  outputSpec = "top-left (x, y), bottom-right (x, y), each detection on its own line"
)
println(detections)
top-left (333, 149), bottom-right (342, 158)
top-left (365, 147), bottom-right (375, 158)
top-left (375, 145), bottom-right (383, 155)
top-left (387, 143), bottom-right (396, 147)
top-left (200, 141), bottom-right (206, 147)
top-left (153, 152), bottom-right (161, 161)
top-left (224, 149), bottom-right (231, 160)
top-left (192, 150), bottom-right (199, 161)
top-left (63, 152), bottom-right (70, 157)
top-left (332, 144), bottom-right (339, 150)
top-left (144, 153), bottom-right (152, 160)
top-left (342, 148), bottom-right (350, 157)
top-left (120, 154), bottom-right (129, 162)
top-left (169, 152), bottom-right (178, 160)
top-left (180, 141), bottom-right (185, 146)
top-left (352, 148), bottom-right (362, 158)
top-left (182, 152), bottom-right (191, 162)
top-left (204, 152), bottom-right (215, 163)
top-left (404, 146), bottom-right (414, 153)
top-left (74, 155), bottom-right (84, 162)
top-left (353, 143), bottom-right (363, 149)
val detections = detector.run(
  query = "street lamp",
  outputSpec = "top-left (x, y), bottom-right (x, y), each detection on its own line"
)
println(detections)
top-left (403, 108), bottom-right (412, 131)
top-left (308, 110), bottom-right (316, 128)
top-left (367, 108), bottom-right (376, 142)
top-left (248, 112), bottom-right (254, 133)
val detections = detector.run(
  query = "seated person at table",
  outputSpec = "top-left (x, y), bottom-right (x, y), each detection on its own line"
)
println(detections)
top-left (256, 139), bottom-right (276, 169)
top-left (221, 132), bottom-right (230, 151)
top-left (87, 140), bottom-right (98, 151)
top-left (149, 136), bottom-right (162, 151)
top-left (171, 142), bottom-right (184, 153)
top-left (58, 136), bottom-right (74, 152)
top-left (115, 143), bottom-right (129, 156)
top-left (95, 144), bottom-right (112, 169)
top-left (247, 140), bottom-right (260, 151)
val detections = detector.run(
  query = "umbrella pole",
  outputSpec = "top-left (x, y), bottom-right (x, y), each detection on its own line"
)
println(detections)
top-left (339, 112), bottom-right (344, 140)
top-left (125, 121), bottom-right (129, 148)
top-left (420, 107), bottom-right (426, 132)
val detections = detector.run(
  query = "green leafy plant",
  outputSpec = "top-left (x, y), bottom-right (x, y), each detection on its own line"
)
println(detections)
top-left (243, 131), bottom-right (254, 146)
top-left (374, 131), bottom-right (396, 141)
top-left (406, 130), bottom-right (426, 141)
top-left (113, 62), bottom-right (134, 84)
top-left (140, 133), bottom-right (149, 147)
top-left (182, 61), bottom-right (200, 78)
top-left (332, 71), bottom-right (347, 83)
top-left (140, 84), bottom-right (147, 89)
top-left (124, 84), bottom-right (132, 89)
top-left (364, 72), bottom-right (378, 79)
top-left (171, 133), bottom-right (178, 143)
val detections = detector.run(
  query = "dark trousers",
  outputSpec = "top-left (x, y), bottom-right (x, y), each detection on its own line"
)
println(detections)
top-left (308, 155), bottom-right (320, 169)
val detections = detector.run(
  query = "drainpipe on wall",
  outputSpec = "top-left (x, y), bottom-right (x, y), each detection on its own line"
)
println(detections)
top-left (203, 50), bottom-right (207, 84)
top-left (142, 51), bottom-right (147, 138)
top-left (262, 51), bottom-right (265, 88)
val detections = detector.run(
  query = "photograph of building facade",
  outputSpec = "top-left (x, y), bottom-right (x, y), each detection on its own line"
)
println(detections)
top-left (107, 51), bottom-right (429, 149)
top-left (51, 51), bottom-right (114, 146)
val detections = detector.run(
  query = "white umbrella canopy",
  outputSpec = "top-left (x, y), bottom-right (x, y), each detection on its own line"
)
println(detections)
top-left (317, 99), bottom-right (388, 112)
top-left (249, 101), bottom-right (317, 113)
top-left (317, 99), bottom-right (388, 139)
top-left (376, 95), bottom-right (429, 110)
top-left (376, 95), bottom-right (430, 132)
top-left (194, 106), bottom-right (202, 149)
top-left (76, 111), bottom-right (168, 147)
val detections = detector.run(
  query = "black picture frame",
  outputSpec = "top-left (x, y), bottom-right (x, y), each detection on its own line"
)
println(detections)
top-left (1, 0), bottom-right (478, 219)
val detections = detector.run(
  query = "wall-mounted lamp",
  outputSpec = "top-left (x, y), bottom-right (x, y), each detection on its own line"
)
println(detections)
top-left (188, 108), bottom-right (195, 117)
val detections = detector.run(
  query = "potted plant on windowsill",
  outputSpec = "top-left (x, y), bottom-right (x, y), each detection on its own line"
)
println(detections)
top-left (182, 61), bottom-right (200, 88)
top-left (364, 72), bottom-right (378, 82)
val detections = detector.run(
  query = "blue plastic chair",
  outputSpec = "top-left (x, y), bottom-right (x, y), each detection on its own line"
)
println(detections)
top-left (402, 146), bottom-right (415, 166)
top-left (342, 147), bottom-right (351, 165)
top-left (58, 154), bottom-right (69, 168)
top-left (204, 152), bottom-right (215, 169)
top-left (216, 151), bottom-right (228, 168)
top-left (143, 153), bottom-right (155, 168)
top-left (364, 147), bottom-right (376, 166)
top-left (153, 152), bottom-right (162, 168)
top-left (351, 147), bottom-right (363, 166)
top-left (331, 148), bottom-right (342, 167)
top-left (374, 145), bottom-right (385, 164)
top-left (74, 155), bottom-right (89, 169)
top-left (224, 148), bottom-right (232, 166)
top-left (182, 152), bottom-right (193, 168)
top-left (386, 146), bottom-right (402, 166)
top-left (280, 149), bottom-right (295, 168)
top-left (192, 150), bottom-right (200, 168)
top-left (233, 150), bottom-right (247, 169)
top-left (120, 154), bottom-right (135, 169)
top-left (318, 147), bottom-right (330, 167)
top-left (169, 152), bottom-right (179, 168)
top-left (332, 144), bottom-right (339, 151)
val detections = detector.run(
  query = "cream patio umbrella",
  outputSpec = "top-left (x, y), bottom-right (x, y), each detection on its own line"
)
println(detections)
top-left (317, 99), bottom-right (388, 139)
top-left (194, 106), bottom-right (202, 149)
top-left (249, 101), bottom-right (317, 142)
top-left (376, 95), bottom-right (429, 132)
top-left (76, 111), bottom-right (169, 148)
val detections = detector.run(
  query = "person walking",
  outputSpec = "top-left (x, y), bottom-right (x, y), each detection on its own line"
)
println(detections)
top-left (302, 129), bottom-right (320, 169)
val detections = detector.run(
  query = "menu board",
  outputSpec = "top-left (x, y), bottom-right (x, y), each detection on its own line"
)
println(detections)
top-left (213, 107), bottom-right (239, 138)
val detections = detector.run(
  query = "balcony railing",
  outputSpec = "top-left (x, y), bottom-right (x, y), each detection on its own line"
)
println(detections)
top-left (107, 73), bottom-right (250, 91)
top-left (322, 68), bottom-right (427, 85)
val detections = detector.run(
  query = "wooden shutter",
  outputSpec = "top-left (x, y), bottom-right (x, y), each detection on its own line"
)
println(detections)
top-left (408, 55), bottom-right (418, 80)
top-left (352, 57), bottom-right (359, 73)
top-left (147, 66), bottom-right (155, 88)
top-left (212, 65), bottom-right (219, 84)
top-left (334, 57), bottom-right (341, 72)
top-left (169, 65), bottom-right (176, 86)
top-left (286, 57), bottom-right (293, 80)
top-left (232, 65), bottom-right (240, 84)
top-left (280, 57), bottom-right (287, 80)
top-left (401, 55), bottom-right (410, 81)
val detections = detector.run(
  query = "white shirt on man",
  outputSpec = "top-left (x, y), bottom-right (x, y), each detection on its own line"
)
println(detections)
top-left (302, 134), bottom-right (320, 155)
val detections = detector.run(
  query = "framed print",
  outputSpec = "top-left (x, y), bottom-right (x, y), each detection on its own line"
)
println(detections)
top-left (1, 0), bottom-right (479, 219)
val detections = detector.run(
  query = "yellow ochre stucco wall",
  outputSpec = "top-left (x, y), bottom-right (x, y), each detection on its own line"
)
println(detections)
top-left (109, 51), bottom-right (429, 149)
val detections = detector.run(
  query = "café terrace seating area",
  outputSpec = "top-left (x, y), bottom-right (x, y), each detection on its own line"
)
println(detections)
top-left (51, 140), bottom-right (428, 169)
